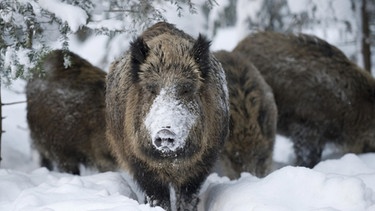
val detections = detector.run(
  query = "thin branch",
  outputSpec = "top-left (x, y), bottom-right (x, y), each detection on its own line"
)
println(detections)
top-left (2, 101), bottom-right (26, 106)
top-left (361, 0), bottom-right (371, 72)
top-left (103, 9), bottom-right (140, 13)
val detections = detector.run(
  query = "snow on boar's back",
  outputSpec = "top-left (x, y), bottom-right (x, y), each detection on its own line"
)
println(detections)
top-left (26, 50), bottom-right (117, 175)
top-left (213, 50), bottom-right (277, 179)
top-left (234, 31), bottom-right (375, 168)
top-left (106, 22), bottom-right (229, 211)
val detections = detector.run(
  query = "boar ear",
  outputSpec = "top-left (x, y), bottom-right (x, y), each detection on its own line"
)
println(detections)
top-left (191, 34), bottom-right (211, 79)
top-left (130, 37), bottom-right (150, 82)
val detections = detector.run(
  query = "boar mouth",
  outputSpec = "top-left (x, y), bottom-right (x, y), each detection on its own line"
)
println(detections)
top-left (142, 134), bottom-right (199, 160)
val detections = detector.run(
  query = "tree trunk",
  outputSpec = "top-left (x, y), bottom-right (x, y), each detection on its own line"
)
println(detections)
top-left (0, 83), bottom-right (2, 164)
top-left (361, 0), bottom-right (372, 72)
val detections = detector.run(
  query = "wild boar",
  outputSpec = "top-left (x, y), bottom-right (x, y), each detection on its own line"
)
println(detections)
top-left (214, 50), bottom-right (277, 178)
top-left (234, 31), bottom-right (375, 167)
top-left (26, 50), bottom-right (117, 175)
top-left (106, 22), bottom-right (230, 211)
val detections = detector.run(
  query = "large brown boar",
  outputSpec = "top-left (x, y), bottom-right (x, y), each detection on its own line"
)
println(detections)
top-left (26, 50), bottom-right (117, 175)
top-left (234, 31), bottom-right (375, 168)
top-left (214, 50), bottom-right (277, 178)
top-left (106, 22), bottom-right (230, 211)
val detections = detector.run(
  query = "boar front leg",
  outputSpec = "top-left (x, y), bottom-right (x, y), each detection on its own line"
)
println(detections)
top-left (291, 124), bottom-right (324, 168)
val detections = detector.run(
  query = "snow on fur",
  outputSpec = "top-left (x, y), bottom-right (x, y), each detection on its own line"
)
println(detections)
top-left (144, 87), bottom-right (198, 153)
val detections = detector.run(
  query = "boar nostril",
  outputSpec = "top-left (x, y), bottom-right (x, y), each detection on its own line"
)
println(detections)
top-left (154, 137), bottom-right (175, 147)
top-left (155, 137), bottom-right (162, 147)
top-left (154, 138), bottom-right (161, 147)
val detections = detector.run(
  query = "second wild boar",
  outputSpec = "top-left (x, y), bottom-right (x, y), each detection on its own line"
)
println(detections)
top-left (234, 31), bottom-right (375, 167)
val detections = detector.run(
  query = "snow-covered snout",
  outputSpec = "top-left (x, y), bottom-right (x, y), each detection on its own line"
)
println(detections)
top-left (145, 87), bottom-right (197, 154)
top-left (154, 128), bottom-right (176, 149)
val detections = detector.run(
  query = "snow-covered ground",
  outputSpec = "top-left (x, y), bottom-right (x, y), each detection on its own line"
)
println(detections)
top-left (2, 79), bottom-right (375, 211)
top-left (2, 1), bottom-right (375, 210)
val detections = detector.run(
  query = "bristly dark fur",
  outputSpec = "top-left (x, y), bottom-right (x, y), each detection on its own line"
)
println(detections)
top-left (191, 34), bottom-right (211, 79)
top-left (26, 49), bottom-right (117, 175)
top-left (295, 33), bottom-right (347, 59)
top-left (213, 50), bottom-right (277, 179)
top-left (130, 37), bottom-right (150, 82)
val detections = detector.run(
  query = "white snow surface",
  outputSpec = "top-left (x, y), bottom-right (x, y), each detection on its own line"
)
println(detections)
top-left (0, 168), bottom-right (163, 211)
top-left (202, 162), bottom-right (375, 211)
top-left (144, 87), bottom-right (197, 153)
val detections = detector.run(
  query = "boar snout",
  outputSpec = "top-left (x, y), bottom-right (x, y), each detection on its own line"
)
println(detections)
top-left (153, 128), bottom-right (177, 150)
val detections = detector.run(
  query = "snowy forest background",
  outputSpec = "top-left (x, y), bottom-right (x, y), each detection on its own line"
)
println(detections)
top-left (2, 0), bottom-right (375, 152)
top-left (2, 0), bottom-right (375, 210)
top-left (2, 0), bottom-right (375, 81)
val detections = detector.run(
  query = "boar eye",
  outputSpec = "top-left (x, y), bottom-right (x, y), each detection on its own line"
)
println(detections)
top-left (179, 83), bottom-right (194, 96)
top-left (146, 84), bottom-right (158, 95)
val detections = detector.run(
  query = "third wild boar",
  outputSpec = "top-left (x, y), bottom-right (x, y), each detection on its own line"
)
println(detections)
top-left (26, 50), bottom-right (117, 175)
